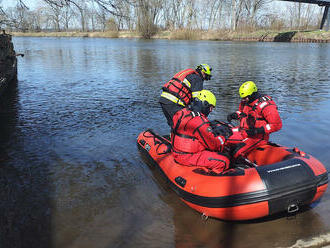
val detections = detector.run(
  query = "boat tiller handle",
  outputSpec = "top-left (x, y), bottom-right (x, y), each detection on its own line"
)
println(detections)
top-left (287, 203), bottom-right (299, 214)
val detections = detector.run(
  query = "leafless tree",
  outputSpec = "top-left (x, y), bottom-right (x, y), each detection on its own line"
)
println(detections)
top-left (136, 0), bottom-right (163, 38)
top-left (198, 0), bottom-right (225, 30)
top-left (62, 5), bottom-right (74, 30)
top-left (29, 6), bottom-right (46, 31)
top-left (0, 0), bottom-right (6, 26)
top-left (46, 4), bottom-right (63, 30)
top-left (42, 0), bottom-right (136, 17)
top-left (185, 0), bottom-right (198, 29)
top-left (285, 2), bottom-right (315, 29)
top-left (110, 0), bottom-right (134, 30)
top-left (6, 4), bottom-right (30, 31)
top-left (0, 0), bottom-right (325, 35)
top-left (94, 6), bottom-right (109, 31)
top-left (243, 0), bottom-right (269, 28)
top-left (160, 0), bottom-right (187, 30)
top-left (231, 0), bottom-right (244, 30)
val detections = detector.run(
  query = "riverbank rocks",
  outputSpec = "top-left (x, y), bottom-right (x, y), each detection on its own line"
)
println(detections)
top-left (0, 30), bottom-right (17, 94)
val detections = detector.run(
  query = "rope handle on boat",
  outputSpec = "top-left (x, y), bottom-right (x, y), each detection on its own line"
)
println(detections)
top-left (143, 129), bottom-right (172, 155)
top-left (242, 157), bottom-right (258, 167)
top-left (292, 147), bottom-right (306, 157)
top-left (287, 203), bottom-right (299, 214)
top-left (155, 142), bottom-right (172, 155)
top-left (201, 213), bottom-right (209, 221)
top-left (233, 156), bottom-right (257, 168)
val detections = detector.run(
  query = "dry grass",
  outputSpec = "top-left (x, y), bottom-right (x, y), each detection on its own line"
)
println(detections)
top-left (118, 31), bottom-right (140, 38)
top-left (87, 31), bottom-right (119, 38)
top-left (11, 31), bottom-right (119, 38)
top-left (293, 30), bottom-right (330, 40)
top-left (10, 29), bottom-right (330, 42)
top-left (11, 31), bottom-right (87, 37)
top-left (200, 30), bottom-right (282, 40)
top-left (168, 29), bottom-right (200, 40)
top-left (200, 29), bottom-right (330, 42)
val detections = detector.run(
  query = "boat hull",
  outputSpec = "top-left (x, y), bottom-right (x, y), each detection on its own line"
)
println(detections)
top-left (137, 130), bottom-right (328, 221)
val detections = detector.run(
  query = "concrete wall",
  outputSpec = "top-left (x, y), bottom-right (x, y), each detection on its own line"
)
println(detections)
top-left (0, 31), bottom-right (17, 94)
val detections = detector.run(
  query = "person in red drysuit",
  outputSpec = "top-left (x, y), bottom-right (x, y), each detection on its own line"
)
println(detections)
top-left (159, 64), bottom-right (212, 127)
top-left (171, 90), bottom-right (230, 174)
top-left (226, 81), bottom-right (282, 158)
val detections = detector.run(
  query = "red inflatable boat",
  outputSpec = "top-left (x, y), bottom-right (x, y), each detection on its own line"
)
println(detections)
top-left (137, 129), bottom-right (328, 221)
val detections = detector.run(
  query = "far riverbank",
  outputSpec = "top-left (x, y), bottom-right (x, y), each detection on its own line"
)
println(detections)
top-left (10, 29), bottom-right (330, 43)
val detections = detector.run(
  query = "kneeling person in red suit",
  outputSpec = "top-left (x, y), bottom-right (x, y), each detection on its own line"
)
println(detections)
top-left (171, 90), bottom-right (230, 174)
top-left (227, 81), bottom-right (282, 158)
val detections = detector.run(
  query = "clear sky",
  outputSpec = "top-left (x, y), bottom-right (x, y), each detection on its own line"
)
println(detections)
top-left (2, 0), bottom-right (41, 9)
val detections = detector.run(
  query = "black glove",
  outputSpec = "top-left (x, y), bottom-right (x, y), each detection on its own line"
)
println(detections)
top-left (247, 113), bottom-right (256, 129)
top-left (212, 125), bottom-right (233, 139)
top-left (209, 120), bottom-right (220, 127)
top-left (245, 127), bottom-right (265, 137)
top-left (227, 112), bottom-right (239, 122)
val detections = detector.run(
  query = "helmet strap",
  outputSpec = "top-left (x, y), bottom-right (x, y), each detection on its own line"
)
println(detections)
top-left (205, 74), bottom-right (211, 81)
top-left (196, 69), bottom-right (203, 77)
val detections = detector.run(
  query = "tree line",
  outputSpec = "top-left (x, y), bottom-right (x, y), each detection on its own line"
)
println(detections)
top-left (0, 0), bottom-right (326, 38)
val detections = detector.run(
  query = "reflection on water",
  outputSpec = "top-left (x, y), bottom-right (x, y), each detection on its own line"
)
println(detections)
top-left (0, 37), bottom-right (329, 247)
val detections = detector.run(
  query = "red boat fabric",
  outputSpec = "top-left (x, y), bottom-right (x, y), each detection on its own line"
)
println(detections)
top-left (137, 130), bottom-right (328, 221)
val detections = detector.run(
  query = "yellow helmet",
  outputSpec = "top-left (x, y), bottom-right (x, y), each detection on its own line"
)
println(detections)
top-left (239, 81), bottom-right (258, 98)
top-left (196, 90), bottom-right (216, 107)
top-left (193, 90), bottom-right (216, 116)
top-left (196, 64), bottom-right (212, 80)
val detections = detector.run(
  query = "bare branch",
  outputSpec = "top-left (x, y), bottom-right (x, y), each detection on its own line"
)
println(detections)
top-left (17, 0), bottom-right (29, 9)
top-left (42, 0), bottom-right (67, 7)
top-left (93, 0), bottom-right (137, 17)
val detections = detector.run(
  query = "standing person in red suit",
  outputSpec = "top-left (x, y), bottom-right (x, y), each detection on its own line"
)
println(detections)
top-left (159, 64), bottom-right (212, 127)
top-left (171, 90), bottom-right (230, 174)
top-left (226, 81), bottom-right (282, 158)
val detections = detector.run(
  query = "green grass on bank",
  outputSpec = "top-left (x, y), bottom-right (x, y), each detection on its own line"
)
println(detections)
top-left (10, 29), bottom-right (330, 42)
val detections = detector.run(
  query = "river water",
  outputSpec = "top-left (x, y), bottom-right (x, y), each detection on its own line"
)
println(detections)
top-left (0, 37), bottom-right (329, 248)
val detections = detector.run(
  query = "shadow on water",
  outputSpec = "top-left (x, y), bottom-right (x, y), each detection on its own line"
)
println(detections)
top-left (0, 79), bottom-right (52, 248)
